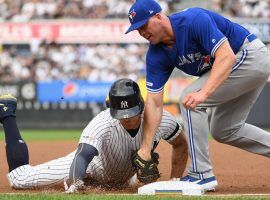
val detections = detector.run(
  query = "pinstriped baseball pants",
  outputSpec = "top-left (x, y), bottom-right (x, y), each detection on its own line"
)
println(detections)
top-left (179, 38), bottom-right (270, 179)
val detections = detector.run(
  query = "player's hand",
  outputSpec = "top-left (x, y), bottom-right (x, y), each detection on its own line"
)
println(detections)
top-left (64, 179), bottom-right (85, 193)
top-left (182, 91), bottom-right (208, 110)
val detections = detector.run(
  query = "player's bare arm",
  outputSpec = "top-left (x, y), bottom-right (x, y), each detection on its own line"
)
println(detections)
top-left (169, 132), bottom-right (188, 179)
top-left (138, 90), bottom-right (164, 161)
top-left (183, 41), bottom-right (236, 109)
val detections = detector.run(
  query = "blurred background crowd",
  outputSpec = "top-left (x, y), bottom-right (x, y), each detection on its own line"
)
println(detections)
top-left (212, 0), bottom-right (270, 18)
top-left (0, 0), bottom-right (268, 21)
top-left (0, 0), bottom-right (174, 21)
top-left (0, 0), bottom-right (269, 83)
top-left (0, 43), bottom-right (147, 82)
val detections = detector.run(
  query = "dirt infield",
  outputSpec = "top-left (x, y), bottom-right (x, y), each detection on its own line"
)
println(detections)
top-left (0, 140), bottom-right (270, 195)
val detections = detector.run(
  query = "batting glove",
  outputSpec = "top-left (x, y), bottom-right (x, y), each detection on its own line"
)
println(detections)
top-left (64, 179), bottom-right (85, 193)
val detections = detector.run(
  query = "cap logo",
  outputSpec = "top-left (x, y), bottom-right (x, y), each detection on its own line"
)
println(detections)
top-left (121, 101), bottom-right (129, 108)
top-left (149, 10), bottom-right (154, 14)
top-left (128, 9), bottom-right (136, 22)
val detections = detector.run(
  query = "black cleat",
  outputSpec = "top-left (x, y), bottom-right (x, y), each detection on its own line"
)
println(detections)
top-left (0, 94), bottom-right (17, 122)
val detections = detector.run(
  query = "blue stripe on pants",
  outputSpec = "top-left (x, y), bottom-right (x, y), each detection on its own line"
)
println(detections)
top-left (187, 109), bottom-right (197, 172)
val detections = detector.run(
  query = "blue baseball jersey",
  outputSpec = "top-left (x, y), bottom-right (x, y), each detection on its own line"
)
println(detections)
top-left (146, 8), bottom-right (251, 93)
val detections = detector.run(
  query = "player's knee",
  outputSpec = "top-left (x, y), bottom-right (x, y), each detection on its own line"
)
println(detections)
top-left (210, 124), bottom-right (230, 143)
top-left (210, 125), bottom-right (242, 143)
top-left (211, 131), bottom-right (227, 143)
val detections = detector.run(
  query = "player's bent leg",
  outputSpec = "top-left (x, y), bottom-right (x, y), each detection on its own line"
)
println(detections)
top-left (7, 151), bottom-right (76, 189)
top-left (0, 94), bottom-right (29, 172)
top-left (210, 85), bottom-right (270, 157)
top-left (179, 39), bottom-right (270, 191)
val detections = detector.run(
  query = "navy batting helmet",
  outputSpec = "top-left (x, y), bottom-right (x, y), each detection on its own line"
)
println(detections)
top-left (109, 78), bottom-right (144, 119)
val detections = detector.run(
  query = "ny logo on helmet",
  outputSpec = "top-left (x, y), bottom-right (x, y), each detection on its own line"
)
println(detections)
top-left (121, 101), bottom-right (128, 109)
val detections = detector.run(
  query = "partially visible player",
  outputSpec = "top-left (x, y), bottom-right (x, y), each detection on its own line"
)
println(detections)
top-left (125, 0), bottom-right (270, 192)
top-left (1, 78), bottom-right (188, 192)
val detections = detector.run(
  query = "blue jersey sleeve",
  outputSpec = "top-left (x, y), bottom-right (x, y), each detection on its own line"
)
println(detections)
top-left (146, 46), bottom-right (174, 93)
top-left (191, 11), bottom-right (227, 57)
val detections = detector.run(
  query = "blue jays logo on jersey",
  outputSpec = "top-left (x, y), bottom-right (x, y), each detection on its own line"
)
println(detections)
top-left (129, 9), bottom-right (136, 22)
top-left (177, 52), bottom-right (202, 66)
top-left (176, 52), bottom-right (213, 76)
top-left (197, 55), bottom-right (212, 74)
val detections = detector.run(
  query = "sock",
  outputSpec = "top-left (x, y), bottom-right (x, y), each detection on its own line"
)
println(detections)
top-left (6, 141), bottom-right (29, 172)
top-left (2, 117), bottom-right (23, 143)
top-left (2, 117), bottom-right (29, 172)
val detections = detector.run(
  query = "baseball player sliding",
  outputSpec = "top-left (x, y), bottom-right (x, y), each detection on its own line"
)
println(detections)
top-left (0, 78), bottom-right (188, 192)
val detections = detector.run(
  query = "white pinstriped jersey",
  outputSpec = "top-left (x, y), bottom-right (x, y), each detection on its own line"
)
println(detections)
top-left (80, 109), bottom-right (182, 185)
top-left (7, 108), bottom-right (182, 189)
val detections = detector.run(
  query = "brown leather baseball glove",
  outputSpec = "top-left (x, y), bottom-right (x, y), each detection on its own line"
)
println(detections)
top-left (132, 151), bottom-right (161, 183)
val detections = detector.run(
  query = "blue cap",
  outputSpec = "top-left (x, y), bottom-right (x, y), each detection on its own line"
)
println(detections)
top-left (125, 0), bottom-right (162, 34)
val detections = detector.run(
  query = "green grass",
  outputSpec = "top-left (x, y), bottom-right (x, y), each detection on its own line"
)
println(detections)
top-left (0, 129), bottom-right (82, 141)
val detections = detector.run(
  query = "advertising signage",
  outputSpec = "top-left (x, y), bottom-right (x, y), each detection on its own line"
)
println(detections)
top-left (0, 19), bottom-right (268, 44)
top-left (38, 80), bottom-right (112, 103)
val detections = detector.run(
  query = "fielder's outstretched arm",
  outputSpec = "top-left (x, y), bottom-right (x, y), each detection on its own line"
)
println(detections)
top-left (139, 91), bottom-right (164, 160)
